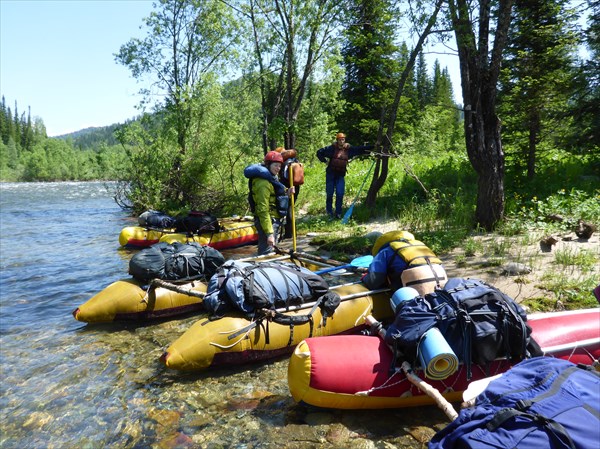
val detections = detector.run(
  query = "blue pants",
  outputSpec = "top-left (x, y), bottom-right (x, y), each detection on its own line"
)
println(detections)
top-left (325, 171), bottom-right (345, 216)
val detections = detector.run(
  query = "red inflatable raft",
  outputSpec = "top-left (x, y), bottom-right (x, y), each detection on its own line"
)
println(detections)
top-left (288, 308), bottom-right (600, 409)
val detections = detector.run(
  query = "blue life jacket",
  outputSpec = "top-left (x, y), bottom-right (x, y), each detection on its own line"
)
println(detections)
top-left (244, 164), bottom-right (289, 216)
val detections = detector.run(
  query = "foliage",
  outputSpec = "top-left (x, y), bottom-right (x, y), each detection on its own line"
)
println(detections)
top-left (339, 0), bottom-right (402, 143)
top-left (242, 0), bottom-right (342, 151)
top-left (499, 0), bottom-right (580, 179)
top-left (115, 0), bottom-right (239, 204)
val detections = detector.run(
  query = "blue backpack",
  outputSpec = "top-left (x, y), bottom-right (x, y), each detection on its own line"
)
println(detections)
top-left (429, 357), bottom-right (600, 449)
top-left (385, 278), bottom-right (542, 378)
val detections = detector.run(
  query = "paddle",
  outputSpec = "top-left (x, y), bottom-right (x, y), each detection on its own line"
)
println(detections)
top-left (365, 315), bottom-right (459, 421)
top-left (341, 158), bottom-right (377, 224)
top-left (289, 165), bottom-right (297, 252)
top-left (315, 255), bottom-right (373, 275)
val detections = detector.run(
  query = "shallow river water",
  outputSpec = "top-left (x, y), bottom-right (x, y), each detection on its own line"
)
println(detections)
top-left (0, 182), bottom-right (448, 449)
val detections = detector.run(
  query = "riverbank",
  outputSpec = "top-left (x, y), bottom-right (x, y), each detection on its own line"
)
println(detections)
top-left (278, 220), bottom-right (600, 311)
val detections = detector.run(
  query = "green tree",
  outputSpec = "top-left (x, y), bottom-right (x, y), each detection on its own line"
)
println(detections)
top-left (338, 0), bottom-right (401, 143)
top-left (447, 0), bottom-right (514, 229)
top-left (244, 0), bottom-right (340, 151)
top-left (365, 0), bottom-right (445, 208)
top-left (500, 0), bottom-right (579, 178)
top-left (415, 52), bottom-right (433, 111)
top-left (568, 0), bottom-right (600, 151)
top-left (116, 0), bottom-right (238, 204)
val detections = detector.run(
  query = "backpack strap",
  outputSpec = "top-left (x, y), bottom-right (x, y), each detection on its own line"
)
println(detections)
top-left (486, 365), bottom-right (600, 449)
top-left (487, 408), bottom-right (576, 449)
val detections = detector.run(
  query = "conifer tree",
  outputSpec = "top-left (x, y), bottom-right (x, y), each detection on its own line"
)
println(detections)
top-left (500, 0), bottom-right (579, 178)
top-left (339, 0), bottom-right (401, 143)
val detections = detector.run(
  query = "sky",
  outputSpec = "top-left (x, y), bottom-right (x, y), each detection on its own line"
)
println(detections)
top-left (1, 0), bottom-right (154, 137)
top-left (0, 0), bottom-right (462, 138)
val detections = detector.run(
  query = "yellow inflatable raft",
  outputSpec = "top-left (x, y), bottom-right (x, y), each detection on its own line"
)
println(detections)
top-left (73, 253), bottom-right (340, 323)
top-left (160, 282), bottom-right (394, 371)
top-left (119, 217), bottom-right (258, 249)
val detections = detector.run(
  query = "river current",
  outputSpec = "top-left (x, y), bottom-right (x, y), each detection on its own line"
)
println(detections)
top-left (0, 182), bottom-right (446, 449)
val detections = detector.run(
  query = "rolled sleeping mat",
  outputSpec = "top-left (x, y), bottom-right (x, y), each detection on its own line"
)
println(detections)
top-left (390, 287), bottom-right (458, 380)
top-left (417, 327), bottom-right (459, 380)
top-left (389, 287), bottom-right (420, 313)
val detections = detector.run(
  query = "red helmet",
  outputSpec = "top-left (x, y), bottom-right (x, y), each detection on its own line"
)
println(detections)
top-left (264, 151), bottom-right (284, 163)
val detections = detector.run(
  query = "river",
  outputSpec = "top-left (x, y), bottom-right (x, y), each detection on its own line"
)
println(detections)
top-left (0, 182), bottom-right (447, 449)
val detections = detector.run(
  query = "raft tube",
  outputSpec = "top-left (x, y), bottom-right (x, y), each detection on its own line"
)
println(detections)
top-left (73, 254), bottom-right (340, 323)
top-left (160, 282), bottom-right (395, 371)
top-left (73, 278), bottom-right (208, 323)
top-left (119, 217), bottom-right (258, 249)
top-left (288, 308), bottom-right (600, 410)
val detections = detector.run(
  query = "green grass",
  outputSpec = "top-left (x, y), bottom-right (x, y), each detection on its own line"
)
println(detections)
top-left (289, 148), bottom-right (599, 311)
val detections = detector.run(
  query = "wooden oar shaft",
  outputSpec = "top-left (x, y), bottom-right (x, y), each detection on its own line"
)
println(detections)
top-left (147, 279), bottom-right (206, 299)
top-left (365, 315), bottom-right (459, 421)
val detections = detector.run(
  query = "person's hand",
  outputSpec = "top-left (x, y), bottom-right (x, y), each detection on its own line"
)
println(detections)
top-left (267, 234), bottom-right (275, 247)
top-left (287, 186), bottom-right (295, 196)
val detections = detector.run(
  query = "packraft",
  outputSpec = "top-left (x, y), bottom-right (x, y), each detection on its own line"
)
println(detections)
top-left (138, 210), bottom-right (177, 229)
top-left (244, 164), bottom-right (289, 216)
top-left (128, 242), bottom-right (225, 283)
top-left (203, 260), bottom-right (339, 322)
top-left (174, 210), bottom-right (220, 235)
top-left (429, 357), bottom-right (600, 449)
top-left (385, 278), bottom-right (542, 379)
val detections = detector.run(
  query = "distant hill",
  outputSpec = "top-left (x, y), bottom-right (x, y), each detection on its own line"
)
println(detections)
top-left (54, 117), bottom-right (139, 150)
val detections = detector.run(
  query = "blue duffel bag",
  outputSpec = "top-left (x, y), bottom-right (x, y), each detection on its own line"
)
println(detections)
top-left (429, 356), bottom-right (600, 449)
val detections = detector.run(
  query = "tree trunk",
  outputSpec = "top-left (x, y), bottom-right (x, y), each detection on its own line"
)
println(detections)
top-left (527, 110), bottom-right (540, 179)
top-left (364, 0), bottom-right (444, 208)
top-left (450, 0), bottom-right (513, 230)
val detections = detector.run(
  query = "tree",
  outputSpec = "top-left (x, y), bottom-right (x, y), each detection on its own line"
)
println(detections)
top-left (447, 0), bottom-right (514, 229)
top-left (415, 52), bottom-right (433, 111)
top-left (244, 0), bottom-right (340, 151)
top-left (500, 0), bottom-right (579, 178)
top-left (568, 0), bottom-right (600, 151)
top-left (115, 0), bottom-right (238, 202)
top-left (365, 0), bottom-right (445, 208)
top-left (339, 0), bottom-right (401, 143)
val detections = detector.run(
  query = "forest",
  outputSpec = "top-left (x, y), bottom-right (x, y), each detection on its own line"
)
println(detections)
top-left (1, 0), bottom-right (598, 233)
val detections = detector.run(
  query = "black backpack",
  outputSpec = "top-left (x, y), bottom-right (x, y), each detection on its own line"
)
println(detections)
top-left (129, 242), bottom-right (225, 283)
top-left (174, 211), bottom-right (220, 235)
top-left (385, 278), bottom-right (542, 379)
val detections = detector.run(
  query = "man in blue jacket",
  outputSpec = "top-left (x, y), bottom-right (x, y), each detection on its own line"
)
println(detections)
top-left (316, 133), bottom-right (373, 219)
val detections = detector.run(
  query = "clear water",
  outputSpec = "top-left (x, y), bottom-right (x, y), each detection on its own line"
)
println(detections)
top-left (0, 182), bottom-right (444, 449)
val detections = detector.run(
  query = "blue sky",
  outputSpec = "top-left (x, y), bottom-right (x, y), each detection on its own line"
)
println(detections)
top-left (1, 0), bottom-right (465, 138)
top-left (1, 0), bottom-right (154, 137)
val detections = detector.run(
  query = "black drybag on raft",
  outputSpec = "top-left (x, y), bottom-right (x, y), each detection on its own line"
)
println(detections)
top-left (129, 242), bottom-right (225, 283)
top-left (203, 260), bottom-right (341, 327)
top-left (385, 278), bottom-right (543, 379)
top-left (174, 211), bottom-right (220, 235)
top-left (138, 210), bottom-right (177, 229)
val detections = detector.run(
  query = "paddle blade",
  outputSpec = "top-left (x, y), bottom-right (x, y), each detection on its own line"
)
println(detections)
top-left (341, 205), bottom-right (354, 224)
top-left (349, 255), bottom-right (373, 268)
